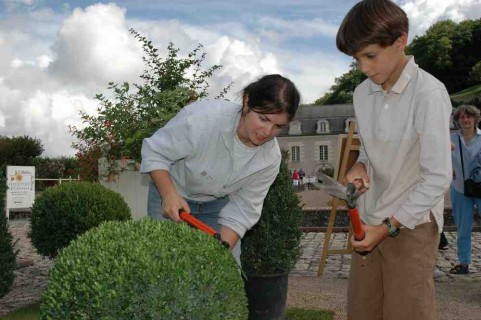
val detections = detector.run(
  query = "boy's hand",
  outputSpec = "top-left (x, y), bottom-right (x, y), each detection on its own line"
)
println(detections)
top-left (350, 224), bottom-right (389, 253)
top-left (343, 162), bottom-right (370, 195)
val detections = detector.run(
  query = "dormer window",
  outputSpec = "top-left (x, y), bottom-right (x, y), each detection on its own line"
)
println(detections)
top-left (288, 120), bottom-right (302, 135)
top-left (316, 120), bottom-right (330, 134)
top-left (344, 117), bottom-right (357, 133)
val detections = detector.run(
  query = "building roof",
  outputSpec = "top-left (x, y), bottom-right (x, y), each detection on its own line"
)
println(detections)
top-left (296, 104), bottom-right (354, 119)
top-left (280, 104), bottom-right (354, 136)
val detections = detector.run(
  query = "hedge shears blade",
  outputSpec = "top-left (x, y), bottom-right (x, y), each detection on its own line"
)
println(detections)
top-left (178, 209), bottom-right (230, 249)
top-left (314, 173), bottom-right (366, 241)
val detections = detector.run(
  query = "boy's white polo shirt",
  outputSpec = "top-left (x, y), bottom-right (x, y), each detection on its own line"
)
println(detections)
top-left (353, 56), bottom-right (452, 230)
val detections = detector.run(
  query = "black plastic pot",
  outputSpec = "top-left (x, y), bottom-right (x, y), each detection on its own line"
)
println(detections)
top-left (243, 272), bottom-right (289, 320)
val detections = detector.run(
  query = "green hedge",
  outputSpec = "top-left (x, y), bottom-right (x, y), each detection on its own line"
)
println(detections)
top-left (41, 219), bottom-right (247, 319)
top-left (0, 172), bottom-right (16, 298)
top-left (241, 150), bottom-right (304, 274)
top-left (29, 182), bottom-right (131, 258)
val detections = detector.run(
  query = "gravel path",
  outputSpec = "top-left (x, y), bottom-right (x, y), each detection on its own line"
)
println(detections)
top-left (288, 276), bottom-right (481, 320)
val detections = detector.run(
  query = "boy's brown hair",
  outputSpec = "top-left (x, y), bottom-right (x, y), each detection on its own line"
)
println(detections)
top-left (336, 0), bottom-right (409, 56)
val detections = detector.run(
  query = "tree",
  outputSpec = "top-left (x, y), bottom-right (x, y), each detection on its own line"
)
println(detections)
top-left (314, 18), bottom-right (481, 104)
top-left (0, 136), bottom-right (44, 173)
top-left (315, 63), bottom-right (366, 105)
top-left (70, 29), bottom-right (231, 179)
top-left (408, 19), bottom-right (481, 93)
top-left (0, 171), bottom-right (17, 298)
top-left (468, 61), bottom-right (481, 86)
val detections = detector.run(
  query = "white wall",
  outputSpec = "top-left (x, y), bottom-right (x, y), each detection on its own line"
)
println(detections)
top-left (99, 160), bottom-right (150, 220)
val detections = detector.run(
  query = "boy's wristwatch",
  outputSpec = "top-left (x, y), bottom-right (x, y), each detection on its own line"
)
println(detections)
top-left (383, 218), bottom-right (400, 237)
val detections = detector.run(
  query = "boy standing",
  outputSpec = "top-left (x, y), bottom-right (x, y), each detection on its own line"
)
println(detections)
top-left (336, 0), bottom-right (452, 319)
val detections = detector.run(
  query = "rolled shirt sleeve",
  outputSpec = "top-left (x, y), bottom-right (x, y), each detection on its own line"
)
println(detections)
top-left (218, 157), bottom-right (281, 238)
top-left (140, 108), bottom-right (193, 174)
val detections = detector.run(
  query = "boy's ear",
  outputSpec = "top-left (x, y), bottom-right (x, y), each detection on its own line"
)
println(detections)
top-left (395, 32), bottom-right (408, 51)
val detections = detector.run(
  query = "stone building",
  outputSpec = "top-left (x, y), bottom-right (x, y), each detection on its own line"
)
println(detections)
top-left (276, 104), bottom-right (356, 180)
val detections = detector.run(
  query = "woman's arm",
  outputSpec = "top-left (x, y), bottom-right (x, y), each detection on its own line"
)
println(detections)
top-left (150, 170), bottom-right (190, 222)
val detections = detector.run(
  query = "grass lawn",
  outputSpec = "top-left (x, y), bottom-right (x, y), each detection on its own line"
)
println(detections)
top-left (286, 307), bottom-right (334, 319)
top-left (0, 303), bottom-right (39, 320)
top-left (450, 83), bottom-right (481, 99)
top-left (1, 304), bottom-right (334, 320)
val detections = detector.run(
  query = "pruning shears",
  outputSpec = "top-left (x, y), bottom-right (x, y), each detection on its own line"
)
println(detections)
top-left (178, 209), bottom-right (230, 249)
top-left (314, 173), bottom-right (366, 241)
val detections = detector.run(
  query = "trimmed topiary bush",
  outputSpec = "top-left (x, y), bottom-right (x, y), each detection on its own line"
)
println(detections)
top-left (0, 171), bottom-right (17, 298)
top-left (241, 149), bottom-right (304, 274)
top-left (40, 219), bottom-right (248, 319)
top-left (29, 182), bottom-right (131, 258)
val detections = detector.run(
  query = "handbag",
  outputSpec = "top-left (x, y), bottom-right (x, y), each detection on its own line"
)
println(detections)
top-left (459, 136), bottom-right (481, 198)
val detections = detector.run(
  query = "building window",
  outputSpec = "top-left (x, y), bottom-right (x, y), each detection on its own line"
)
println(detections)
top-left (288, 120), bottom-right (302, 135)
top-left (316, 120), bottom-right (330, 134)
top-left (291, 146), bottom-right (300, 162)
top-left (319, 145), bottom-right (328, 161)
top-left (344, 118), bottom-right (357, 133)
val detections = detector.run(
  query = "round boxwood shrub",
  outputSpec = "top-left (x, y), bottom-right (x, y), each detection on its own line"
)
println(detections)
top-left (40, 219), bottom-right (248, 319)
top-left (29, 181), bottom-right (131, 258)
top-left (0, 171), bottom-right (17, 298)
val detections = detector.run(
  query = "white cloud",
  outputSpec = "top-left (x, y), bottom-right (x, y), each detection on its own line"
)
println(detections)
top-left (49, 3), bottom-right (144, 86)
top-left (0, 3), bottom-right (146, 156)
top-left (19, 91), bottom-right (98, 156)
top-left (256, 16), bottom-right (339, 42)
top-left (401, 0), bottom-right (481, 39)
top-left (131, 20), bottom-right (284, 101)
top-left (281, 52), bottom-right (351, 104)
top-left (4, 0), bottom-right (474, 157)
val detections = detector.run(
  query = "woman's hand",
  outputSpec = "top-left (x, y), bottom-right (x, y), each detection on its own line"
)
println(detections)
top-left (220, 226), bottom-right (240, 251)
top-left (150, 170), bottom-right (190, 222)
top-left (161, 193), bottom-right (191, 222)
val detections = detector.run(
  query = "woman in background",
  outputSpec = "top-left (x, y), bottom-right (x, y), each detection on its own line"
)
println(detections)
top-left (450, 105), bottom-right (481, 274)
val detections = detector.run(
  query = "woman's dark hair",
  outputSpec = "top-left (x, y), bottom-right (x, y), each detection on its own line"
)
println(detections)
top-left (242, 74), bottom-right (301, 121)
top-left (337, 0), bottom-right (409, 56)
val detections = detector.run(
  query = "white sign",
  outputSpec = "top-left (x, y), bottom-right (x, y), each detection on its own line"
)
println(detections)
top-left (6, 166), bottom-right (35, 211)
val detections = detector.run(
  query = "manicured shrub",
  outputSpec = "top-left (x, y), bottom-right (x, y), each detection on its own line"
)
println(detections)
top-left (0, 171), bottom-right (17, 298)
top-left (241, 149), bottom-right (304, 274)
top-left (29, 182), bottom-right (131, 258)
top-left (40, 219), bottom-right (248, 319)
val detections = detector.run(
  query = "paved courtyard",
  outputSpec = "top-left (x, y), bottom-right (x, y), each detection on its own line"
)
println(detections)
top-left (292, 231), bottom-right (481, 281)
top-left (1, 218), bottom-right (481, 316)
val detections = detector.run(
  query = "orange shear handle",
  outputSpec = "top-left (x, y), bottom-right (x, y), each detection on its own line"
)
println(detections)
top-left (348, 207), bottom-right (365, 241)
top-left (178, 209), bottom-right (230, 249)
top-left (178, 210), bottom-right (217, 236)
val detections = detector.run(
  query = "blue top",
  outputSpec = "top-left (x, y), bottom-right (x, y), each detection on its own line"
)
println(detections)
top-left (451, 128), bottom-right (481, 193)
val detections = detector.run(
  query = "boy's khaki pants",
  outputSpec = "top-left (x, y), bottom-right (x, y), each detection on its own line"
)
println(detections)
top-left (348, 216), bottom-right (439, 320)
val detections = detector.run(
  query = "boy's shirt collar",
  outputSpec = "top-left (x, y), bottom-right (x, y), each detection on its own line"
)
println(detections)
top-left (369, 55), bottom-right (417, 94)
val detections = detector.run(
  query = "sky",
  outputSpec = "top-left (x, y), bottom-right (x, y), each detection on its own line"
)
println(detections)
top-left (1, 0), bottom-right (480, 157)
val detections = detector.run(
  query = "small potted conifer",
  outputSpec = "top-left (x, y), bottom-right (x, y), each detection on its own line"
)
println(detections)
top-left (241, 149), bottom-right (304, 320)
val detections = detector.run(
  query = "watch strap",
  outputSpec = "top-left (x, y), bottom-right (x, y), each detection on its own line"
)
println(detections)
top-left (383, 218), bottom-right (400, 237)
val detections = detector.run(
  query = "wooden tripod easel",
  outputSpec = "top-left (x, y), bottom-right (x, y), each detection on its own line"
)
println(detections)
top-left (317, 120), bottom-right (360, 276)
